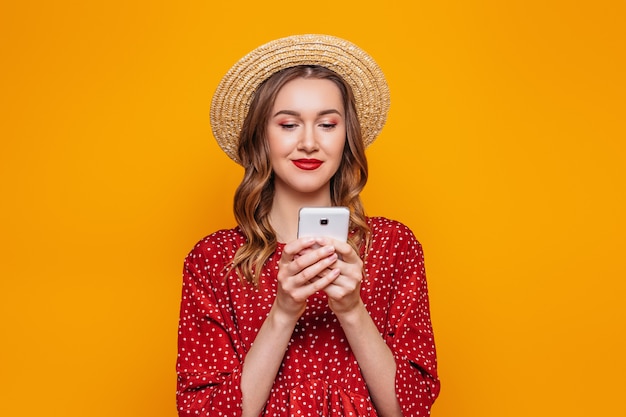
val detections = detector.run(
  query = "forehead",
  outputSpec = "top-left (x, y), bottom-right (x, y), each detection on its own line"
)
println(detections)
top-left (273, 78), bottom-right (344, 111)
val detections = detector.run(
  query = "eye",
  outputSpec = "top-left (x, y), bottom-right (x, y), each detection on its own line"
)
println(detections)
top-left (280, 123), bottom-right (298, 130)
top-left (319, 123), bottom-right (337, 130)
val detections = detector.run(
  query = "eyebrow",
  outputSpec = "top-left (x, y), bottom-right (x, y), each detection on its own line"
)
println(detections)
top-left (272, 109), bottom-right (343, 117)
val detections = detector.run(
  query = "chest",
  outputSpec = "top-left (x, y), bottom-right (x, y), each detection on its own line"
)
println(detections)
top-left (222, 262), bottom-right (394, 351)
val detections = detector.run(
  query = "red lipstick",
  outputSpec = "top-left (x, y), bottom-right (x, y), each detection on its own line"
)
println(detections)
top-left (293, 159), bottom-right (323, 170)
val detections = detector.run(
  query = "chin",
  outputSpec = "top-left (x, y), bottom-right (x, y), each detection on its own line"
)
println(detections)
top-left (288, 180), bottom-right (332, 195)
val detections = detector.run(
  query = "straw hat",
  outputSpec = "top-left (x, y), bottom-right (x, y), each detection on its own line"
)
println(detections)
top-left (210, 34), bottom-right (390, 164)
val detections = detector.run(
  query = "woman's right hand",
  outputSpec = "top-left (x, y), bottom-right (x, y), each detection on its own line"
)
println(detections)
top-left (241, 237), bottom-right (339, 417)
top-left (274, 237), bottom-right (341, 319)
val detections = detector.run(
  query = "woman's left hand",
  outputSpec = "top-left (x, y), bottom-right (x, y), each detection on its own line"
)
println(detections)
top-left (313, 237), bottom-right (365, 316)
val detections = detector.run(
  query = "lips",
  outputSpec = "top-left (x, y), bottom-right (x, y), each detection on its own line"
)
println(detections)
top-left (292, 159), bottom-right (323, 170)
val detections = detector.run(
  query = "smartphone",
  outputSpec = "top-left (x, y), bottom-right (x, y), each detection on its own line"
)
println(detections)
top-left (297, 206), bottom-right (350, 242)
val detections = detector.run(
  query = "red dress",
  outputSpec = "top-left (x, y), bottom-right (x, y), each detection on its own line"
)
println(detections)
top-left (176, 217), bottom-right (440, 416)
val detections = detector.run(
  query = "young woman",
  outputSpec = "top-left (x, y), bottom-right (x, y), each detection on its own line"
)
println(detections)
top-left (177, 34), bottom-right (440, 417)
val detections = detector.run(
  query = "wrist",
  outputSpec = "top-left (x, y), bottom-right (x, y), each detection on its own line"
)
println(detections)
top-left (268, 303), bottom-right (301, 329)
top-left (333, 300), bottom-right (367, 327)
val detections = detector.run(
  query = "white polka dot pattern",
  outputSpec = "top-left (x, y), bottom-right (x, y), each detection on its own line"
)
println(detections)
top-left (176, 217), bottom-right (440, 416)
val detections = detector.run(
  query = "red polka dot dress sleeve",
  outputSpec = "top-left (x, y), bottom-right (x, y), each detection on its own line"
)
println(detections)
top-left (363, 218), bottom-right (440, 415)
top-left (176, 230), bottom-right (247, 416)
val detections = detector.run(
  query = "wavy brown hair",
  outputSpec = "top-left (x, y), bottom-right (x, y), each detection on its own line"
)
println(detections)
top-left (231, 65), bottom-right (370, 286)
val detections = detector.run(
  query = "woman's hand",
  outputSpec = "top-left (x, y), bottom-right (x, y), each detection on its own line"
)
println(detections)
top-left (314, 237), bottom-right (365, 316)
top-left (242, 238), bottom-right (340, 417)
top-left (274, 237), bottom-right (341, 319)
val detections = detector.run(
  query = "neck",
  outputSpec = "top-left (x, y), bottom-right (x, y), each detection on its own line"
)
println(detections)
top-left (269, 184), bottom-right (332, 243)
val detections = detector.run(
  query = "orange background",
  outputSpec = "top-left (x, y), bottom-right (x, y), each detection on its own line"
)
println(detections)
top-left (1, 1), bottom-right (625, 416)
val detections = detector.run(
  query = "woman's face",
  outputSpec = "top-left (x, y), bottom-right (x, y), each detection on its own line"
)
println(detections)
top-left (267, 77), bottom-right (346, 200)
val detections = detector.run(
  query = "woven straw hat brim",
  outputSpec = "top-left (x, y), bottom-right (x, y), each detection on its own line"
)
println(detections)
top-left (210, 34), bottom-right (390, 164)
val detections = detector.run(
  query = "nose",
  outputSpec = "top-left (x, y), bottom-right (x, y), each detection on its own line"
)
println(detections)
top-left (297, 124), bottom-right (319, 152)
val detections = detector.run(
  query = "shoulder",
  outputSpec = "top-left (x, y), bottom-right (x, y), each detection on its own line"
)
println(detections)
top-left (366, 216), bottom-right (424, 259)
top-left (185, 226), bottom-right (245, 264)
top-left (365, 218), bottom-right (427, 279)
top-left (367, 216), bottom-right (420, 244)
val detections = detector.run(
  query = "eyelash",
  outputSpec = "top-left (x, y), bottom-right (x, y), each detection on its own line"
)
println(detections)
top-left (279, 123), bottom-right (337, 130)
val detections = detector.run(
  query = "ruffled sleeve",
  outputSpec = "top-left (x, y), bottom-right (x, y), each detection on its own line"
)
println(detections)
top-left (176, 239), bottom-right (245, 416)
top-left (381, 223), bottom-right (440, 415)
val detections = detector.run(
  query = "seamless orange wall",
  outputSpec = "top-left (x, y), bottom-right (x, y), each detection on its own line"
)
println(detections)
top-left (1, 1), bottom-right (624, 416)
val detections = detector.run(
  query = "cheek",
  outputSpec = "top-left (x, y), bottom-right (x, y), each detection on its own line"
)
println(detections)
top-left (329, 141), bottom-right (347, 171)
top-left (333, 133), bottom-right (348, 155)
top-left (326, 127), bottom-right (346, 149)
top-left (267, 130), bottom-right (287, 154)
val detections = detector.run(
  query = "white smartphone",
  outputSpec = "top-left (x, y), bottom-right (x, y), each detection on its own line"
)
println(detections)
top-left (297, 206), bottom-right (350, 242)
